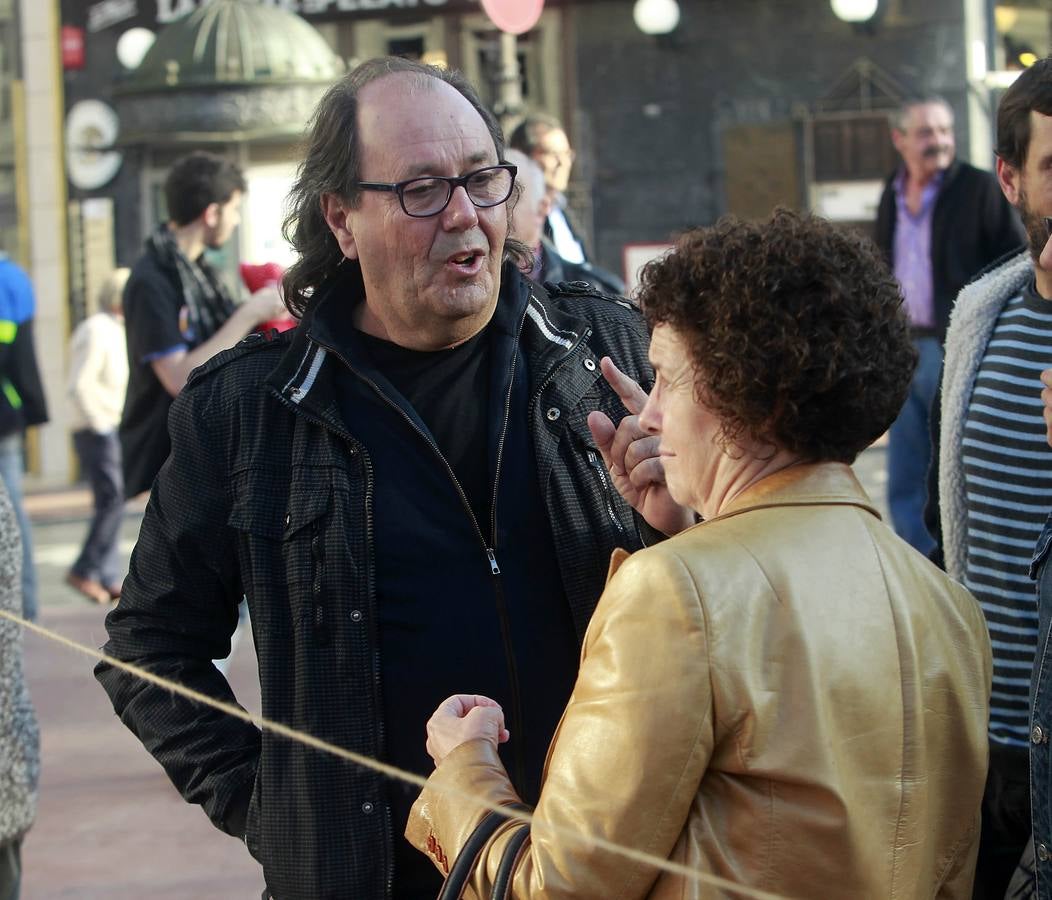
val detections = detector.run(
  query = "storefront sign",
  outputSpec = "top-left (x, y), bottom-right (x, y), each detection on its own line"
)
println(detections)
top-left (156, 0), bottom-right (457, 23)
top-left (74, 0), bottom-right (582, 31)
top-left (87, 0), bottom-right (139, 33)
top-left (78, 0), bottom-right (468, 30)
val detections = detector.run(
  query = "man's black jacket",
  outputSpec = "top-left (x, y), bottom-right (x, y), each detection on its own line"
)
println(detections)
top-left (539, 237), bottom-right (625, 296)
top-left (874, 159), bottom-right (1025, 341)
top-left (94, 266), bottom-right (656, 900)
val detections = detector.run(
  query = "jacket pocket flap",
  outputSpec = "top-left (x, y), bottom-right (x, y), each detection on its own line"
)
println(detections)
top-left (228, 468), bottom-right (332, 540)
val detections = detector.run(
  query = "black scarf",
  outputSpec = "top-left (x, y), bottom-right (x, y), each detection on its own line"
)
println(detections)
top-left (147, 224), bottom-right (237, 344)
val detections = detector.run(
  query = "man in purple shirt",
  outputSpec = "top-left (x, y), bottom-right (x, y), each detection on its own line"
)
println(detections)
top-left (875, 95), bottom-right (1025, 555)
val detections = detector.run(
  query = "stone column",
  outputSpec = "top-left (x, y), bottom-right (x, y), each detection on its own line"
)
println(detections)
top-left (19, 0), bottom-right (70, 485)
top-left (963, 0), bottom-right (994, 168)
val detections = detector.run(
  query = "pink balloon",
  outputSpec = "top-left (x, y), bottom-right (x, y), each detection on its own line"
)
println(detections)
top-left (481, 0), bottom-right (545, 35)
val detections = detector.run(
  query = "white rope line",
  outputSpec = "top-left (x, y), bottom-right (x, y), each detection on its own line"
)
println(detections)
top-left (4, 608), bottom-right (794, 900)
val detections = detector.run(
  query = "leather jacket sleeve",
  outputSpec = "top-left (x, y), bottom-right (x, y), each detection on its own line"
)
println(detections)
top-left (407, 545), bottom-right (714, 898)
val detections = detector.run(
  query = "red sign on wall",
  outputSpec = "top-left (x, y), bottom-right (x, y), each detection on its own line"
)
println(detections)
top-left (61, 26), bottom-right (86, 70)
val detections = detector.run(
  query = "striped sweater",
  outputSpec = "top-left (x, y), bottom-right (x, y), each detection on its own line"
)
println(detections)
top-left (940, 250), bottom-right (1047, 745)
top-left (962, 287), bottom-right (1052, 743)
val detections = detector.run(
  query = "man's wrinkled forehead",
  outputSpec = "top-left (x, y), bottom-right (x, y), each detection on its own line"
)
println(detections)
top-left (356, 72), bottom-right (498, 166)
top-left (901, 101), bottom-right (954, 133)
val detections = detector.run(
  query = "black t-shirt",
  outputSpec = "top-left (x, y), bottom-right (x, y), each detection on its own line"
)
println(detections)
top-left (118, 247), bottom-right (225, 497)
top-left (359, 328), bottom-right (491, 529)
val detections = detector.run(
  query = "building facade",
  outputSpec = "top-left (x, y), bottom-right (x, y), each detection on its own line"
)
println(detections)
top-left (2, 0), bottom-right (1049, 484)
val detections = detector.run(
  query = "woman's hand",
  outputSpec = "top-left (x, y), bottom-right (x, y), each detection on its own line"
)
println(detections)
top-left (425, 694), bottom-right (511, 766)
top-left (587, 357), bottom-right (696, 536)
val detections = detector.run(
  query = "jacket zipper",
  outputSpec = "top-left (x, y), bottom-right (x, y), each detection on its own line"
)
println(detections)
top-left (310, 525), bottom-right (328, 644)
top-left (334, 362), bottom-right (493, 566)
top-left (586, 448), bottom-right (626, 536)
top-left (268, 388), bottom-right (393, 900)
top-left (320, 314), bottom-right (531, 794)
top-left (363, 454), bottom-right (393, 900)
top-left (488, 319), bottom-right (527, 792)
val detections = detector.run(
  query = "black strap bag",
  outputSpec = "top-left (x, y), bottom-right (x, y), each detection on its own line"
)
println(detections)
top-left (436, 803), bottom-right (531, 900)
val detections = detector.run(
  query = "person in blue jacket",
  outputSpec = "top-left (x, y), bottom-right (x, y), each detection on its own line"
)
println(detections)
top-left (0, 255), bottom-right (47, 622)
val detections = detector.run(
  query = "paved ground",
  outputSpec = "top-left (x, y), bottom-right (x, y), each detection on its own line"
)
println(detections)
top-left (15, 445), bottom-right (888, 898)
top-left (19, 499), bottom-right (264, 899)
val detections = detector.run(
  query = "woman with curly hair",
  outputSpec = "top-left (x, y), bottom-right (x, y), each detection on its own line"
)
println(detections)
top-left (406, 210), bottom-right (993, 898)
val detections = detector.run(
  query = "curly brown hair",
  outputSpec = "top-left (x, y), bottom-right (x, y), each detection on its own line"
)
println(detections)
top-left (639, 209), bottom-right (916, 464)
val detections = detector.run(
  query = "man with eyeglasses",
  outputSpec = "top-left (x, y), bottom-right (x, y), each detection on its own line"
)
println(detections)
top-left (510, 112), bottom-right (591, 265)
top-left (95, 57), bottom-right (687, 900)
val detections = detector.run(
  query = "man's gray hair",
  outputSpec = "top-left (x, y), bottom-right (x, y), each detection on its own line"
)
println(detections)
top-left (890, 94), bottom-right (954, 131)
top-left (504, 149), bottom-right (545, 199)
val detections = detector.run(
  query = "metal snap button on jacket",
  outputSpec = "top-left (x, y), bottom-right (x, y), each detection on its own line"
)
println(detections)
top-left (546, 407), bottom-right (561, 421)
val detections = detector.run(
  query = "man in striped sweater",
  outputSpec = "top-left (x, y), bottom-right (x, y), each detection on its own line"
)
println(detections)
top-left (934, 56), bottom-right (1052, 899)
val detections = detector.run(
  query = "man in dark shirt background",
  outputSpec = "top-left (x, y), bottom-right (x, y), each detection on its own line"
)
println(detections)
top-left (119, 151), bottom-right (284, 498)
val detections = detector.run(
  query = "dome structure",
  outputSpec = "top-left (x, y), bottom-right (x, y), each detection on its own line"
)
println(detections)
top-left (114, 0), bottom-right (345, 144)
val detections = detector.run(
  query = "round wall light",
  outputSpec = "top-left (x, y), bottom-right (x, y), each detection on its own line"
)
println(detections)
top-left (116, 27), bottom-right (156, 71)
top-left (830, 0), bottom-right (879, 23)
top-left (633, 0), bottom-right (681, 36)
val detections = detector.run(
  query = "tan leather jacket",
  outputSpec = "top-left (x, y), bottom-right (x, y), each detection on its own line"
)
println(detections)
top-left (407, 463), bottom-right (992, 899)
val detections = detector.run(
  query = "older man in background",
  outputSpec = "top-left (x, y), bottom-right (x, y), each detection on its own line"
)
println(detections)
top-left (875, 95), bottom-right (1024, 556)
top-left (506, 148), bottom-right (624, 294)
top-left (509, 113), bottom-right (591, 265)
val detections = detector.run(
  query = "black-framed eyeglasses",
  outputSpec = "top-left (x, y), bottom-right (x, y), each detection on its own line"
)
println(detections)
top-left (356, 164), bottom-right (518, 218)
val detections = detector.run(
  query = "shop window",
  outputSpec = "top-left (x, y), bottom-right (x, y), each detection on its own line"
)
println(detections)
top-left (346, 18), bottom-right (445, 69)
top-left (812, 116), bottom-right (896, 183)
top-left (388, 35), bottom-right (426, 60)
top-left (723, 123), bottom-right (801, 221)
top-left (459, 9), bottom-right (562, 120)
top-left (470, 29), bottom-right (535, 109)
top-left (994, 2), bottom-right (1051, 71)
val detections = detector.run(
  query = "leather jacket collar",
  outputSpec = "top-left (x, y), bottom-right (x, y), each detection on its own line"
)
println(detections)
top-left (714, 462), bottom-right (881, 522)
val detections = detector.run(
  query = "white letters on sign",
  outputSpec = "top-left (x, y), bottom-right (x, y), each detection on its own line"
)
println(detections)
top-left (87, 0), bottom-right (138, 33)
top-left (155, 0), bottom-right (452, 23)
